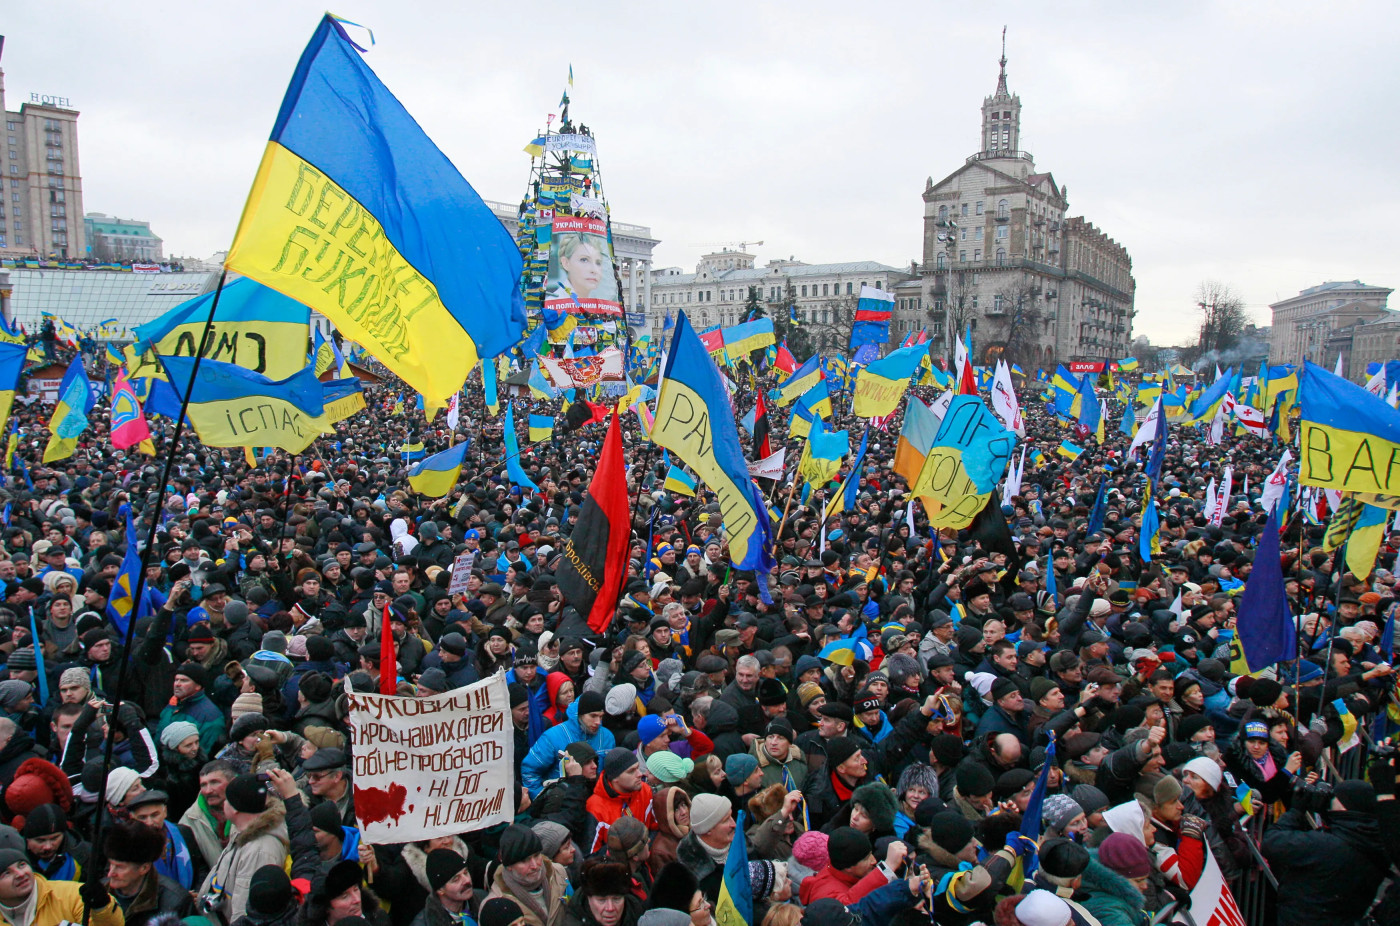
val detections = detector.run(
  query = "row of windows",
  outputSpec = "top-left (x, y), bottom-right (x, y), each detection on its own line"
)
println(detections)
top-left (935, 249), bottom-right (1009, 268)
top-left (654, 279), bottom-right (875, 305)
top-left (939, 200), bottom-right (1009, 221)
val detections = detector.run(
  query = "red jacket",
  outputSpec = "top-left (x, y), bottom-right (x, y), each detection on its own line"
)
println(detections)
top-left (798, 863), bottom-right (890, 905)
top-left (586, 775), bottom-right (656, 852)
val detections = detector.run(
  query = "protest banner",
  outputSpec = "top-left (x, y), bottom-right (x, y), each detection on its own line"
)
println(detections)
top-left (447, 550), bottom-right (476, 596)
top-left (344, 673), bottom-right (513, 844)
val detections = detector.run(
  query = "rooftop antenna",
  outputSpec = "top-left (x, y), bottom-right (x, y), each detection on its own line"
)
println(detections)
top-left (996, 26), bottom-right (1009, 95)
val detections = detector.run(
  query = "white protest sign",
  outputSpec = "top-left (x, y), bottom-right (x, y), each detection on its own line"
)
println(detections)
top-left (345, 673), bottom-right (513, 844)
top-left (447, 550), bottom-right (476, 596)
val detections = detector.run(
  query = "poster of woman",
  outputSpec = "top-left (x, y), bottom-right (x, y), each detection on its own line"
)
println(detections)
top-left (544, 215), bottom-right (621, 315)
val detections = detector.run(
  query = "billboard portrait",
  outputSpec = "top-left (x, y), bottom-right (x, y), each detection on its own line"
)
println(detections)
top-left (545, 216), bottom-right (621, 316)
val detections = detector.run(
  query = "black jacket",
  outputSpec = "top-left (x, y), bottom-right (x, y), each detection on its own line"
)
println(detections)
top-left (1263, 807), bottom-right (1389, 926)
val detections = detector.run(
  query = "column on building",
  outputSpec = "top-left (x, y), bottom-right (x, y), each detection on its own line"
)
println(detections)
top-left (642, 260), bottom-right (651, 315)
top-left (627, 258), bottom-right (638, 313)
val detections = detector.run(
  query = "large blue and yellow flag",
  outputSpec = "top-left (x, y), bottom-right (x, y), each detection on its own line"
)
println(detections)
top-left (1182, 366), bottom-right (1234, 424)
top-left (652, 312), bottom-right (776, 583)
top-left (893, 396), bottom-right (941, 489)
top-left (663, 465), bottom-right (697, 497)
top-left (0, 342), bottom-right (26, 435)
top-left (1052, 365), bottom-right (1081, 418)
top-left (503, 401), bottom-right (540, 493)
top-left (528, 414), bottom-right (554, 443)
top-left (1118, 356), bottom-right (1139, 372)
top-left (722, 318), bottom-right (776, 358)
top-left (777, 355), bottom-right (822, 407)
top-left (159, 355), bottom-right (327, 454)
top-left (43, 356), bottom-right (94, 463)
top-left (225, 15), bottom-right (525, 406)
top-left (407, 441), bottom-right (469, 497)
top-left (789, 381), bottom-right (832, 440)
top-left (824, 430), bottom-right (869, 520)
top-left (129, 277), bottom-right (310, 381)
top-left (1298, 360), bottom-right (1400, 498)
top-left (852, 341), bottom-right (928, 418)
top-left (715, 810), bottom-right (753, 926)
top-left (911, 395), bottom-right (1018, 528)
top-left (799, 417), bottom-right (849, 487)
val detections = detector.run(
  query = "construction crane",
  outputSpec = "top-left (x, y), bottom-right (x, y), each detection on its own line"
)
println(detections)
top-left (689, 239), bottom-right (764, 253)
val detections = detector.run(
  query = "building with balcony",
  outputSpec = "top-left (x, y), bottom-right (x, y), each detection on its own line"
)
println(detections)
top-left (918, 43), bottom-right (1134, 368)
top-left (1268, 280), bottom-right (1393, 367)
top-left (0, 48), bottom-right (84, 259)
top-left (83, 213), bottom-right (163, 262)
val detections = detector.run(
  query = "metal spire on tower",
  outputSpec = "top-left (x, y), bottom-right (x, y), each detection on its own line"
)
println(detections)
top-left (996, 26), bottom-right (1009, 97)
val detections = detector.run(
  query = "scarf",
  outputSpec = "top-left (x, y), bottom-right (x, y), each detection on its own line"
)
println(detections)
top-left (830, 769), bottom-right (855, 803)
top-left (698, 836), bottom-right (729, 865)
top-left (500, 865), bottom-right (555, 925)
top-left (0, 886), bottom-right (36, 926)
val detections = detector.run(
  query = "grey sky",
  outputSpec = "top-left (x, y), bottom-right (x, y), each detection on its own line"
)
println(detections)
top-left (5, 2), bottom-right (1397, 346)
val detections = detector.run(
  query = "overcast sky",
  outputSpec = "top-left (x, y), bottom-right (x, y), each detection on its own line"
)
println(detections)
top-left (4, 2), bottom-right (1396, 345)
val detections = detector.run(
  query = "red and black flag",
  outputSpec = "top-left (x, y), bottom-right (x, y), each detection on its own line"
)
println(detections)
top-left (555, 412), bottom-right (632, 633)
top-left (752, 390), bottom-right (773, 461)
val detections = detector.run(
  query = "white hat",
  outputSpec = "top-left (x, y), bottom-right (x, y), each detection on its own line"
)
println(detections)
top-left (105, 766), bottom-right (142, 806)
top-left (1183, 756), bottom-right (1223, 791)
top-left (968, 672), bottom-right (997, 699)
top-left (1016, 891), bottom-right (1072, 926)
top-left (1089, 599), bottom-right (1112, 618)
top-left (604, 683), bottom-right (638, 716)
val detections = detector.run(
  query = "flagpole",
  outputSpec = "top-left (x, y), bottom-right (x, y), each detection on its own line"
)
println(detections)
top-left (772, 471), bottom-right (801, 557)
top-left (83, 266), bottom-right (230, 925)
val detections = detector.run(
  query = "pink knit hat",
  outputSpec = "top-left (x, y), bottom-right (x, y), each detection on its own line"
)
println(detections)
top-left (791, 830), bottom-right (829, 871)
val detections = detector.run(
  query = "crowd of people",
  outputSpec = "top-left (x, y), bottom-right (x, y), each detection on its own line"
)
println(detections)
top-left (0, 347), bottom-right (1394, 926)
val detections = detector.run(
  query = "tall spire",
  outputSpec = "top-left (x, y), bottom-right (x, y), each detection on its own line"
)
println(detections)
top-left (995, 26), bottom-right (1009, 97)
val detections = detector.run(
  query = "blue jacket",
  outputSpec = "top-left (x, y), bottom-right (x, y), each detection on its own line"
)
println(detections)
top-left (281, 659), bottom-right (341, 723)
top-left (849, 878), bottom-right (920, 926)
top-left (520, 700), bottom-right (616, 796)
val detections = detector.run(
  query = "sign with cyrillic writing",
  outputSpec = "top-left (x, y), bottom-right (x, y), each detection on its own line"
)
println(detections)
top-left (447, 550), bottom-right (476, 596)
top-left (345, 673), bottom-right (513, 844)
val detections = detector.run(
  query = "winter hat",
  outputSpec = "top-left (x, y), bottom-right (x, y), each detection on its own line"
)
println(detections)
top-left (1102, 799), bottom-right (1145, 840)
top-left (648, 862), bottom-right (701, 912)
top-left (606, 816), bottom-right (649, 861)
top-left (5, 649), bottom-right (35, 673)
top-left (801, 899), bottom-right (860, 926)
top-left (1182, 756), bottom-right (1223, 792)
top-left (577, 690), bottom-right (605, 716)
top-left (646, 751), bottom-right (694, 784)
top-left (299, 671), bottom-right (335, 702)
top-left (1153, 774), bottom-right (1183, 807)
top-left (926, 811), bottom-right (975, 855)
top-left (1039, 837), bottom-right (1091, 879)
top-left (796, 681), bottom-right (824, 706)
top-left (0, 681), bottom-right (30, 712)
top-left (58, 667), bottom-right (89, 691)
top-left (1336, 780), bottom-right (1380, 816)
top-left (174, 662), bottom-right (210, 690)
top-left (426, 848), bottom-right (468, 892)
top-left (247, 864), bottom-right (295, 916)
top-left (497, 824), bottom-right (544, 866)
top-left (602, 747), bottom-right (639, 781)
top-left (229, 712), bottom-right (270, 743)
top-left (580, 860), bottom-right (632, 898)
top-left (1070, 784), bottom-right (1111, 817)
top-left (851, 782), bottom-right (897, 832)
top-left (310, 801), bottom-right (343, 836)
top-left (791, 830), bottom-right (830, 871)
top-left (104, 766), bottom-right (142, 806)
top-left (1177, 715), bottom-right (1213, 742)
top-left (1098, 832), bottom-right (1152, 879)
top-left (690, 793), bottom-right (730, 835)
top-left (19, 804), bottom-right (66, 840)
top-left (955, 762), bottom-right (995, 798)
top-left (531, 821), bottom-right (571, 859)
top-left (103, 818), bottom-right (166, 866)
top-left (895, 763), bottom-right (939, 800)
top-left (826, 826), bottom-right (872, 870)
top-left (417, 668), bottom-right (448, 693)
top-left (507, 683), bottom-right (529, 708)
top-left (303, 726), bottom-right (345, 751)
top-left (724, 753), bottom-right (759, 785)
top-left (1248, 677), bottom-right (1283, 707)
top-left (604, 683), bottom-right (637, 716)
top-left (1041, 794), bottom-right (1083, 832)
top-left (479, 898), bottom-right (525, 926)
top-left (638, 714), bottom-right (668, 744)
top-left (1012, 890), bottom-right (1073, 926)
top-left (225, 773), bottom-right (270, 814)
top-left (639, 911), bottom-right (691, 926)
top-left (323, 860), bottom-right (363, 901)
top-left (159, 721), bottom-right (200, 751)
top-left (823, 737), bottom-right (861, 771)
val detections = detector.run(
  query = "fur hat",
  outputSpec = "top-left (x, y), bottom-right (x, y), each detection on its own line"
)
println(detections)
top-left (606, 816), bottom-right (649, 862)
top-left (5, 759), bottom-right (72, 827)
top-left (580, 859), bottom-right (632, 898)
top-left (103, 818), bottom-right (166, 865)
top-left (746, 783), bottom-right (788, 824)
top-left (851, 782), bottom-right (897, 832)
top-left (648, 862), bottom-right (700, 913)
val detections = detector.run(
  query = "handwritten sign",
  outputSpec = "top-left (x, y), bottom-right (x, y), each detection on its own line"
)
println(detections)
top-left (447, 550), bottom-right (476, 596)
top-left (344, 673), bottom-right (513, 844)
top-left (913, 396), bottom-right (1017, 529)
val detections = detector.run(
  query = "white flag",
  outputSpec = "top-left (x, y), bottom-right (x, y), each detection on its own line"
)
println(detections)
top-left (1004, 447), bottom-right (1026, 498)
top-left (954, 336), bottom-right (972, 387)
top-left (1233, 402), bottom-right (1266, 435)
top-left (445, 392), bottom-right (460, 431)
top-left (1335, 354), bottom-right (1345, 377)
top-left (747, 449), bottom-right (786, 481)
top-left (1127, 398), bottom-right (1163, 459)
top-left (1209, 466), bottom-right (1233, 525)
top-left (1366, 367), bottom-right (1387, 397)
top-left (990, 360), bottom-right (1025, 437)
top-left (1260, 449), bottom-right (1292, 514)
top-left (1204, 477), bottom-right (1217, 523)
top-left (929, 388), bottom-right (954, 420)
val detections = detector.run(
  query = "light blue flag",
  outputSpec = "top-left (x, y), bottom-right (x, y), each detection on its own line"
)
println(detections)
top-left (483, 355), bottom-right (500, 414)
top-left (1120, 395), bottom-right (1136, 436)
top-left (504, 401), bottom-right (539, 493)
top-left (1140, 496), bottom-right (1161, 562)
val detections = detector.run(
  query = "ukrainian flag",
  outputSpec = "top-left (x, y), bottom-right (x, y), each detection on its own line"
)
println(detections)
top-left (789, 381), bottom-right (833, 439)
top-left (504, 402), bottom-right (540, 493)
top-left (1298, 360), bottom-right (1400, 496)
top-left (1118, 356), bottom-right (1139, 372)
top-left (159, 355), bottom-right (328, 455)
top-left (129, 277), bottom-right (310, 381)
top-left (799, 417), bottom-right (849, 487)
top-left (0, 342), bottom-right (26, 435)
top-left (401, 440), bottom-right (426, 461)
top-left (1052, 365), bottom-right (1081, 418)
top-left (316, 377), bottom-right (366, 430)
top-left (1182, 367), bottom-right (1234, 424)
top-left (722, 318), bottom-right (775, 357)
top-left (483, 356), bottom-right (500, 416)
top-left (1029, 448), bottom-right (1046, 467)
top-left (652, 312), bottom-right (775, 579)
top-left (529, 414), bottom-right (554, 443)
top-left (312, 328), bottom-right (339, 377)
top-left (43, 356), bottom-right (94, 463)
top-left (715, 811), bottom-right (753, 926)
top-left (528, 361), bottom-right (560, 400)
top-left (777, 355), bottom-right (822, 407)
top-left (106, 507), bottom-right (155, 636)
top-left (541, 306), bottom-right (578, 344)
top-left (664, 465), bottom-right (697, 497)
top-left (225, 15), bottom-right (525, 406)
top-left (407, 441), bottom-right (469, 497)
top-left (893, 396), bottom-right (940, 488)
top-left (853, 341), bottom-right (927, 417)
top-left (1057, 441), bottom-right (1083, 460)
top-left (634, 402), bottom-right (654, 439)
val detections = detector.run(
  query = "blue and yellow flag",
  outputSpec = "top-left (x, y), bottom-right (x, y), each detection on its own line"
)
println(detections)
top-left (401, 440), bottom-right (426, 461)
top-left (1298, 360), bottom-right (1400, 496)
top-left (129, 277), bottom-right (311, 381)
top-left (825, 431), bottom-right (869, 520)
top-left (911, 395), bottom-right (1018, 528)
top-left (43, 356), bottom-right (94, 463)
top-left (893, 396), bottom-right (940, 489)
top-left (789, 381), bottom-right (832, 440)
top-left (777, 355), bottom-right (822, 407)
top-left (664, 465), bottom-right (697, 497)
top-left (799, 417), bottom-right (849, 487)
top-left (159, 356), bottom-right (328, 455)
top-left (312, 328), bottom-right (340, 378)
top-left (722, 318), bottom-right (776, 358)
top-left (106, 506), bottom-right (155, 636)
top-left (504, 401), bottom-right (540, 493)
top-left (1118, 356), bottom-right (1139, 372)
top-left (528, 414), bottom-right (554, 443)
top-left (0, 342), bottom-right (26, 436)
top-left (1052, 365), bottom-right (1081, 418)
top-left (225, 15), bottom-right (525, 405)
top-left (715, 810), bottom-right (753, 926)
top-left (652, 312), bottom-right (776, 583)
top-left (483, 356), bottom-right (500, 416)
top-left (1057, 440), bottom-right (1083, 460)
top-left (852, 341), bottom-right (928, 418)
top-left (1182, 366), bottom-right (1234, 424)
top-left (407, 441), bottom-right (469, 498)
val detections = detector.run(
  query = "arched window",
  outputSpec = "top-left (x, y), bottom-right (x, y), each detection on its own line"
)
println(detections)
top-left (937, 253), bottom-right (947, 269)
top-left (996, 248), bottom-right (1006, 265)
top-left (997, 199), bottom-right (1009, 218)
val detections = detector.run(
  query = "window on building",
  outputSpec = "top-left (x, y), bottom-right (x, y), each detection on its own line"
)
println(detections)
top-left (976, 201), bottom-right (984, 215)
top-left (974, 249), bottom-right (981, 262)
top-left (7, 167), bottom-right (14, 176)
top-left (821, 309), bottom-right (829, 324)
top-left (997, 199), bottom-right (1009, 218)
top-left (1003, 111), bottom-right (1011, 119)
top-left (846, 282), bottom-right (852, 295)
top-left (822, 284), bottom-right (828, 296)
top-left (996, 248), bottom-right (1006, 265)
top-left (938, 205), bottom-right (948, 222)
top-left (994, 295), bottom-right (1004, 312)
top-left (686, 292), bottom-right (692, 303)
top-left (961, 203), bottom-right (969, 216)
top-left (991, 112), bottom-right (999, 121)
top-left (997, 225), bottom-right (1009, 239)
top-left (800, 285), bottom-right (807, 297)
top-left (959, 250), bottom-right (967, 262)
top-left (937, 254), bottom-right (946, 269)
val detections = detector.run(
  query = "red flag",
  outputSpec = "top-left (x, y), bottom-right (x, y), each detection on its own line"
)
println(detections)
top-left (554, 413), bottom-right (632, 633)
top-left (775, 341), bottom-right (798, 376)
top-left (380, 602), bottom-right (396, 696)
top-left (584, 400), bottom-right (611, 426)
top-left (752, 390), bottom-right (773, 461)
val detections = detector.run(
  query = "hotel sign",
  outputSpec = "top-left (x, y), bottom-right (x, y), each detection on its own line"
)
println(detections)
top-left (29, 93), bottom-right (73, 108)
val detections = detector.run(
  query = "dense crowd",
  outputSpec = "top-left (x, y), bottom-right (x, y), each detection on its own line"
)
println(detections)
top-left (0, 353), bottom-right (1394, 926)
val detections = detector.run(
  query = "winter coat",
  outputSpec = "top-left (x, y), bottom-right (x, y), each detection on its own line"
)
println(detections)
top-left (1262, 807), bottom-right (1389, 926)
top-left (560, 890), bottom-right (646, 926)
top-left (798, 862), bottom-right (890, 905)
top-left (0, 875), bottom-right (124, 926)
top-left (1223, 736), bottom-right (1293, 805)
top-left (116, 869), bottom-right (195, 926)
top-left (159, 690), bottom-right (227, 756)
top-left (179, 793), bottom-right (232, 870)
top-left (485, 859), bottom-right (569, 926)
top-left (648, 786), bottom-right (689, 878)
top-left (520, 700), bottom-right (617, 796)
top-left (584, 775), bottom-right (655, 852)
top-left (1079, 854), bottom-right (1148, 926)
top-left (701, 699), bottom-right (748, 761)
top-left (675, 829), bottom-right (725, 903)
top-left (751, 738), bottom-right (808, 790)
top-left (197, 802), bottom-right (290, 923)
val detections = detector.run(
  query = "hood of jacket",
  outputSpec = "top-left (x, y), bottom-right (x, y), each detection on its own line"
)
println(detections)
top-left (652, 785), bottom-right (690, 839)
top-left (233, 802), bottom-right (289, 849)
top-left (706, 699), bottom-right (739, 734)
top-left (1081, 854), bottom-right (1146, 908)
